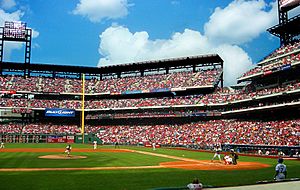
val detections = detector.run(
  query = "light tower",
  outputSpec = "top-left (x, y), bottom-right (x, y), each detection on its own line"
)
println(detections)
top-left (0, 21), bottom-right (32, 76)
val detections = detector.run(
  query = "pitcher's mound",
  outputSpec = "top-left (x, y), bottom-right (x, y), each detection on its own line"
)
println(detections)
top-left (39, 154), bottom-right (87, 159)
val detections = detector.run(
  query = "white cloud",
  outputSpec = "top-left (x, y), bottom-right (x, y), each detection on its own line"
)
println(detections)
top-left (0, 0), bottom-right (16, 10)
top-left (0, 9), bottom-right (23, 23)
top-left (211, 44), bottom-right (253, 85)
top-left (97, 0), bottom-right (279, 85)
top-left (73, 0), bottom-right (130, 23)
top-left (0, 9), bottom-right (24, 59)
top-left (98, 26), bottom-right (252, 85)
top-left (204, 0), bottom-right (277, 45)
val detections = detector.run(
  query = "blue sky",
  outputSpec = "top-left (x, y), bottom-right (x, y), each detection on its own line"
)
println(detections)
top-left (0, 0), bottom-right (299, 85)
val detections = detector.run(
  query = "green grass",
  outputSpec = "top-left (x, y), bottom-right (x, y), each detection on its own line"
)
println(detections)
top-left (0, 143), bottom-right (299, 190)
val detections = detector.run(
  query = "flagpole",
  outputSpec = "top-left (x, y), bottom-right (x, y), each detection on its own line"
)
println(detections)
top-left (81, 73), bottom-right (85, 144)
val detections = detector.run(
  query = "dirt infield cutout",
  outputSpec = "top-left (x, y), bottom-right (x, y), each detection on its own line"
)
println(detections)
top-left (0, 148), bottom-right (271, 172)
top-left (39, 154), bottom-right (87, 159)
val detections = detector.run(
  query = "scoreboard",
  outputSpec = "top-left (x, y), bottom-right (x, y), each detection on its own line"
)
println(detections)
top-left (3, 21), bottom-right (27, 40)
top-left (279, 0), bottom-right (300, 11)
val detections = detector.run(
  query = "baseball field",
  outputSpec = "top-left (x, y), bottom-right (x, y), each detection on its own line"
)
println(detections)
top-left (0, 143), bottom-right (299, 190)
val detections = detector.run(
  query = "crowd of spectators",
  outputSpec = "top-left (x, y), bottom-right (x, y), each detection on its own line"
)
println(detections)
top-left (92, 119), bottom-right (300, 147)
top-left (0, 123), bottom-right (23, 134)
top-left (240, 41), bottom-right (300, 78)
top-left (1, 81), bottom-right (300, 111)
top-left (262, 41), bottom-right (300, 61)
top-left (85, 110), bottom-right (211, 119)
top-left (0, 123), bottom-right (81, 135)
top-left (0, 119), bottom-right (299, 147)
top-left (0, 69), bottom-right (221, 94)
top-left (22, 124), bottom-right (80, 134)
top-left (200, 81), bottom-right (300, 105)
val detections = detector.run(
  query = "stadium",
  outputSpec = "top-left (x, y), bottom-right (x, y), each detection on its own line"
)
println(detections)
top-left (0, 0), bottom-right (300, 190)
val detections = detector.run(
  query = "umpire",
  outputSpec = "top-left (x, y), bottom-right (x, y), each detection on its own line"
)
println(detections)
top-left (230, 149), bottom-right (239, 165)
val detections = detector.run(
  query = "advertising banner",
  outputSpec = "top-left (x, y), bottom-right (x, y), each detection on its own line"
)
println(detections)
top-left (122, 90), bottom-right (142, 94)
top-left (281, 64), bottom-right (291, 71)
top-left (45, 108), bottom-right (75, 117)
top-left (150, 88), bottom-right (170, 93)
top-left (47, 136), bottom-right (74, 143)
top-left (0, 90), bottom-right (16, 94)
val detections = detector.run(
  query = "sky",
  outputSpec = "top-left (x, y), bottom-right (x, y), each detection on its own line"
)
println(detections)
top-left (0, 0), bottom-right (299, 85)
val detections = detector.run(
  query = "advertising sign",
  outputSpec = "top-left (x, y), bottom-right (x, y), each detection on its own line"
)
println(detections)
top-left (45, 108), bottom-right (75, 117)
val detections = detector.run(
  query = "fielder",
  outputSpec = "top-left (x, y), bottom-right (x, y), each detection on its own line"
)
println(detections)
top-left (93, 140), bottom-right (97, 150)
top-left (0, 141), bottom-right (4, 149)
top-left (274, 158), bottom-right (287, 180)
top-left (211, 145), bottom-right (222, 162)
top-left (152, 142), bottom-right (156, 151)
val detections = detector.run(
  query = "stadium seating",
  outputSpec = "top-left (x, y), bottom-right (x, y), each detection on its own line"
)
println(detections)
top-left (92, 119), bottom-right (300, 147)
top-left (240, 41), bottom-right (300, 79)
top-left (1, 119), bottom-right (298, 147)
top-left (1, 80), bottom-right (300, 111)
top-left (0, 69), bottom-right (221, 94)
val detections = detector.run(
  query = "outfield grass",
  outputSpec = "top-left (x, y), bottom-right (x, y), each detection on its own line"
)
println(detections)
top-left (0, 143), bottom-right (299, 190)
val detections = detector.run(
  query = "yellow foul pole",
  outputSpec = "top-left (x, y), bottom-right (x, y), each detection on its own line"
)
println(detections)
top-left (81, 73), bottom-right (85, 143)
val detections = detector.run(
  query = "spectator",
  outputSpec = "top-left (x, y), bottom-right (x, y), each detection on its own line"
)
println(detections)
top-left (187, 178), bottom-right (203, 190)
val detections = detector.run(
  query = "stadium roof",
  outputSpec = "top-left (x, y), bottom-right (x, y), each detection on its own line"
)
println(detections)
top-left (1, 54), bottom-right (223, 77)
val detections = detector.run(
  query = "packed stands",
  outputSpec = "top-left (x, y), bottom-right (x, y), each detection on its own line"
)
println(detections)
top-left (0, 123), bottom-right (80, 135)
top-left (0, 69), bottom-right (221, 94)
top-left (1, 80), bottom-right (300, 111)
top-left (22, 124), bottom-right (80, 135)
top-left (92, 119), bottom-right (300, 147)
top-left (1, 119), bottom-right (298, 147)
top-left (0, 123), bottom-right (23, 134)
top-left (239, 41), bottom-right (300, 79)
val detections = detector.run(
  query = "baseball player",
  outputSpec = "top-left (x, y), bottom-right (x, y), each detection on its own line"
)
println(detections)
top-left (211, 145), bottom-right (222, 162)
top-left (230, 149), bottom-right (238, 165)
top-left (93, 140), bottom-right (97, 150)
top-left (223, 154), bottom-right (233, 165)
top-left (152, 141), bottom-right (156, 151)
top-left (274, 158), bottom-right (287, 180)
top-left (114, 139), bottom-right (120, 149)
top-left (0, 141), bottom-right (4, 149)
top-left (64, 144), bottom-right (72, 157)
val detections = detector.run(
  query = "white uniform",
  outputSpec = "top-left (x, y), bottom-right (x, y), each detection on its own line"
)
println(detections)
top-left (0, 142), bottom-right (4, 148)
top-left (93, 141), bottom-right (97, 150)
top-left (224, 155), bottom-right (232, 165)
top-left (275, 163), bottom-right (287, 180)
top-left (152, 142), bottom-right (156, 151)
top-left (187, 183), bottom-right (203, 190)
top-left (211, 148), bottom-right (222, 162)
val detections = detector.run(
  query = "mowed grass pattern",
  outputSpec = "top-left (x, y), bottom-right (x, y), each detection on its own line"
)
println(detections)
top-left (0, 143), bottom-right (299, 190)
top-left (0, 152), bottom-right (174, 168)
